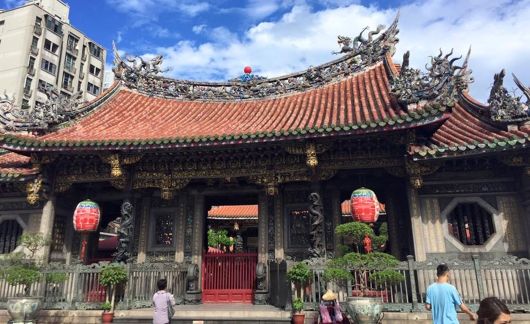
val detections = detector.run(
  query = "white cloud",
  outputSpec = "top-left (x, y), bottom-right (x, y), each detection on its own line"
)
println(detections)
top-left (192, 24), bottom-right (207, 34)
top-left (134, 0), bottom-right (530, 102)
top-left (105, 0), bottom-right (210, 23)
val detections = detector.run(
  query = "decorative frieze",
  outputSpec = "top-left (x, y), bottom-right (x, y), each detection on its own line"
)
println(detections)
top-left (420, 181), bottom-right (516, 195)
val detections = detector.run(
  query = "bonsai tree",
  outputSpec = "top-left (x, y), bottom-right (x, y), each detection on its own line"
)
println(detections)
top-left (324, 222), bottom-right (404, 297)
top-left (287, 261), bottom-right (311, 301)
top-left (207, 228), bottom-right (231, 250)
top-left (2, 233), bottom-right (50, 296)
top-left (99, 263), bottom-right (128, 313)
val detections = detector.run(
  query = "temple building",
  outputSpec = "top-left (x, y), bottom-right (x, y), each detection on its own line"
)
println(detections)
top-left (0, 15), bottom-right (530, 308)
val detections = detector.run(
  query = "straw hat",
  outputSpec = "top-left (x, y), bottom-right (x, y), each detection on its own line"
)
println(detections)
top-left (322, 289), bottom-right (338, 301)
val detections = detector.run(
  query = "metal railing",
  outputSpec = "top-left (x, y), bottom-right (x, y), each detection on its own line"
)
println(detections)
top-left (66, 45), bottom-right (79, 56)
top-left (0, 262), bottom-right (188, 310)
top-left (304, 255), bottom-right (530, 312)
top-left (64, 64), bottom-right (76, 74)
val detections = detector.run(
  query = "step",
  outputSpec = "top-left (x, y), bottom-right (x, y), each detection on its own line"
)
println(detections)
top-left (113, 304), bottom-right (292, 323)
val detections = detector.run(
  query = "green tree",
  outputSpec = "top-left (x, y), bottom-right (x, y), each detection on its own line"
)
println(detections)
top-left (99, 263), bottom-right (128, 312)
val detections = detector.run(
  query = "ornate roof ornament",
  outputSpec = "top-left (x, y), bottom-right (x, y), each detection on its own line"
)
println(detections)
top-left (0, 86), bottom-right (85, 132)
top-left (487, 70), bottom-right (529, 122)
top-left (333, 12), bottom-right (400, 62)
top-left (111, 15), bottom-right (400, 101)
top-left (391, 48), bottom-right (473, 107)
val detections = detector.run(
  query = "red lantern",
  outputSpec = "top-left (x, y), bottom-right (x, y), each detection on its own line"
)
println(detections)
top-left (243, 66), bottom-right (252, 74)
top-left (73, 199), bottom-right (101, 264)
top-left (73, 199), bottom-right (101, 232)
top-left (350, 187), bottom-right (380, 223)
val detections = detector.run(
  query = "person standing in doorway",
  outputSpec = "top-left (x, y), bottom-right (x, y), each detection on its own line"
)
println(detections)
top-left (425, 264), bottom-right (477, 324)
top-left (153, 278), bottom-right (176, 324)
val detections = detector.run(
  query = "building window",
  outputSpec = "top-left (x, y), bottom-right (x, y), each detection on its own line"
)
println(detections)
top-left (89, 64), bottom-right (101, 77)
top-left (0, 219), bottom-right (23, 254)
top-left (22, 99), bottom-right (29, 109)
top-left (38, 79), bottom-right (53, 92)
top-left (35, 16), bottom-right (42, 27)
top-left (51, 215), bottom-right (65, 253)
top-left (45, 15), bottom-right (62, 35)
top-left (44, 39), bottom-right (59, 54)
top-left (89, 43), bottom-right (102, 60)
top-left (447, 202), bottom-right (495, 246)
top-left (64, 53), bottom-right (76, 73)
top-left (62, 72), bottom-right (73, 91)
top-left (0, 20), bottom-right (4, 26)
top-left (66, 34), bottom-right (78, 53)
top-left (78, 81), bottom-right (82, 91)
top-left (149, 210), bottom-right (175, 250)
top-left (286, 208), bottom-right (311, 249)
top-left (28, 57), bottom-right (35, 69)
top-left (41, 59), bottom-right (57, 75)
top-left (87, 82), bottom-right (100, 95)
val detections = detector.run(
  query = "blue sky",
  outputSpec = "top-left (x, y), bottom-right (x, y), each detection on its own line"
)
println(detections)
top-left (3, 0), bottom-right (530, 102)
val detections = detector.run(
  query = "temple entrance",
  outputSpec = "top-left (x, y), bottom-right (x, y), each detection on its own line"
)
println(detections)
top-left (201, 194), bottom-right (259, 303)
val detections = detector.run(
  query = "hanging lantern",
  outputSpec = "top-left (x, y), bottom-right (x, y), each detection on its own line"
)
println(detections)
top-left (350, 187), bottom-right (380, 223)
top-left (73, 199), bottom-right (101, 232)
top-left (73, 199), bottom-right (101, 264)
top-left (243, 66), bottom-right (252, 74)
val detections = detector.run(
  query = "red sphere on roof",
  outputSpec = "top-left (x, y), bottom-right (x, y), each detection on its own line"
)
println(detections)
top-left (243, 66), bottom-right (252, 74)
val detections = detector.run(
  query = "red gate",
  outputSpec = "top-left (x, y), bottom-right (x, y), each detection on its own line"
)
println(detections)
top-left (202, 252), bottom-right (257, 303)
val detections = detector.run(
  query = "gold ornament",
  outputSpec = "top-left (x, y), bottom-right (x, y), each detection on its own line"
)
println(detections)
top-left (26, 177), bottom-right (42, 205)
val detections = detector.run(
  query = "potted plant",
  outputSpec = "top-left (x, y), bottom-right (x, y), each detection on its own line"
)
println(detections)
top-left (101, 301), bottom-right (113, 323)
top-left (287, 261), bottom-right (311, 324)
top-left (324, 222), bottom-right (404, 324)
top-left (99, 263), bottom-right (128, 323)
top-left (2, 233), bottom-right (50, 323)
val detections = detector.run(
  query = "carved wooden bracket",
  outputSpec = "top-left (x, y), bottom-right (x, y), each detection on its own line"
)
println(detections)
top-left (26, 176), bottom-right (43, 205)
top-left (284, 142), bottom-right (329, 170)
top-left (405, 159), bottom-right (442, 189)
top-left (100, 154), bottom-right (143, 178)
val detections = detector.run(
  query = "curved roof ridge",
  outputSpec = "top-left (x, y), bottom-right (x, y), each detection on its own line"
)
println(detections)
top-left (111, 13), bottom-right (400, 102)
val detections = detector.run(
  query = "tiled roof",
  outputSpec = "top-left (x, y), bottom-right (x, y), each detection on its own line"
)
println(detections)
top-left (0, 152), bottom-right (35, 180)
top-left (411, 101), bottom-right (530, 159)
top-left (208, 205), bottom-right (258, 220)
top-left (207, 201), bottom-right (386, 220)
top-left (0, 62), bottom-right (450, 152)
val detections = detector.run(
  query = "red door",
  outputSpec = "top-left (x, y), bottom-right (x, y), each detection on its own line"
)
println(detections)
top-left (202, 252), bottom-right (257, 303)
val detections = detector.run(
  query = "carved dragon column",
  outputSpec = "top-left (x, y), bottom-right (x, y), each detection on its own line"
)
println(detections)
top-left (257, 192), bottom-right (269, 264)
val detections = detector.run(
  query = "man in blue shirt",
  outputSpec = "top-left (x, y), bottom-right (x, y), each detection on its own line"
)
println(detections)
top-left (425, 264), bottom-right (477, 324)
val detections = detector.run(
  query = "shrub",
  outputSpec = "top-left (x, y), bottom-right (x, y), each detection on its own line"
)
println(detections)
top-left (99, 263), bottom-right (128, 312)
top-left (292, 298), bottom-right (304, 313)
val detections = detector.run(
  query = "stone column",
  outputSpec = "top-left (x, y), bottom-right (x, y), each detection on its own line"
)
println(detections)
top-left (174, 193), bottom-right (187, 263)
top-left (330, 189), bottom-right (341, 252)
top-left (274, 192), bottom-right (284, 260)
top-left (406, 183), bottom-right (426, 261)
top-left (191, 194), bottom-right (205, 267)
top-left (257, 193), bottom-right (269, 264)
top-left (39, 195), bottom-right (56, 263)
top-left (136, 197), bottom-right (151, 263)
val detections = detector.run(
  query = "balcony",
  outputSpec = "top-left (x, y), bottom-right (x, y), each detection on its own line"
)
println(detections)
top-left (27, 66), bottom-right (35, 76)
top-left (33, 24), bottom-right (42, 36)
top-left (66, 44), bottom-right (79, 56)
top-left (64, 64), bottom-right (76, 75)
top-left (30, 45), bottom-right (39, 56)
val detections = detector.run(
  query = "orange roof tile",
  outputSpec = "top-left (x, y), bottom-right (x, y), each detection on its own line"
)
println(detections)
top-left (208, 205), bottom-right (258, 219)
top-left (0, 152), bottom-right (35, 179)
top-left (1, 62), bottom-right (451, 152)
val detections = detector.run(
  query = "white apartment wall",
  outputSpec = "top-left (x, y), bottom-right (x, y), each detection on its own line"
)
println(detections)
top-left (0, 1), bottom-right (106, 110)
top-left (0, 6), bottom-right (40, 106)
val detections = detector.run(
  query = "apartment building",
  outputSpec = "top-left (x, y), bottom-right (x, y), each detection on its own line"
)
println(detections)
top-left (0, 0), bottom-right (106, 110)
